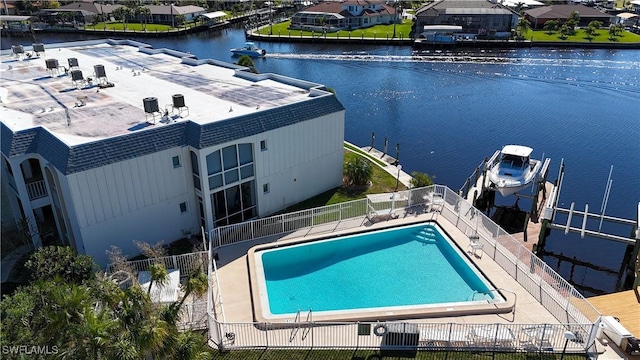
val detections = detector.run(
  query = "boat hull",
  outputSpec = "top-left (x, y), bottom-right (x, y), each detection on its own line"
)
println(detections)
top-left (230, 49), bottom-right (266, 58)
top-left (488, 159), bottom-right (542, 197)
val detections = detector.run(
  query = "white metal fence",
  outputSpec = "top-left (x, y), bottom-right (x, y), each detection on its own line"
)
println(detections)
top-left (107, 251), bottom-right (209, 280)
top-left (210, 317), bottom-right (596, 354)
top-left (205, 185), bottom-right (602, 353)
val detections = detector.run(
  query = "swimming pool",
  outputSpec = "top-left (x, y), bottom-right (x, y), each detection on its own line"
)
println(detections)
top-left (248, 222), bottom-right (510, 322)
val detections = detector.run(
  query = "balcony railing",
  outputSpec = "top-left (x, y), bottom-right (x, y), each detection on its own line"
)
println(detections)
top-left (26, 179), bottom-right (48, 200)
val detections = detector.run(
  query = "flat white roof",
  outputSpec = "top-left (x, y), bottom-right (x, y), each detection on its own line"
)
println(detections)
top-left (501, 145), bottom-right (533, 157)
top-left (0, 40), bottom-right (316, 146)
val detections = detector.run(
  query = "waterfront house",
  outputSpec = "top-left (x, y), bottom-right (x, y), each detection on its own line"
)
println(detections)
top-left (523, 4), bottom-right (613, 28)
top-left (0, 40), bottom-right (345, 266)
top-left (290, 0), bottom-right (399, 32)
top-left (414, 0), bottom-right (519, 39)
top-left (143, 5), bottom-right (207, 25)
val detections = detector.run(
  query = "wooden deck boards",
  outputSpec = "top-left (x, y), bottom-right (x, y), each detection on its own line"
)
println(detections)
top-left (588, 290), bottom-right (640, 338)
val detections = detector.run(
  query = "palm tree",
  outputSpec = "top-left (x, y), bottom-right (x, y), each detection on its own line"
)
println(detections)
top-left (146, 263), bottom-right (169, 295)
top-left (543, 19), bottom-right (557, 34)
top-left (173, 331), bottom-right (211, 360)
top-left (516, 17), bottom-right (531, 39)
top-left (178, 269), bottom-right (208, 309)
top-left (344, 157), bottom-right (372, 187)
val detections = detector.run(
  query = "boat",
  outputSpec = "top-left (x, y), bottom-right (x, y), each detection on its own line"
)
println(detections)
top-left (230, 42), bottom-right (266, 58)
top-left (486, 145), bottom-right (542, 197)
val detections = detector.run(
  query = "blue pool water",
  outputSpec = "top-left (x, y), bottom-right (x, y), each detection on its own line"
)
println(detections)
top-left (260, 223), bottom-right (495, 315)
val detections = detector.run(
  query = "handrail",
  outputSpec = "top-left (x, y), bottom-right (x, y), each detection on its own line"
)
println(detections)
top-left (289, 309), bottom-right (301, 342)
top-left (301, 309), bottom-right (312, 341)
top-left (495, 288), bottom-right (517, 322)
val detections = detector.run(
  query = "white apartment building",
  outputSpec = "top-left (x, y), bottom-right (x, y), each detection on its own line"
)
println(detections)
top-left (1, 40), bottom-right (345, 266)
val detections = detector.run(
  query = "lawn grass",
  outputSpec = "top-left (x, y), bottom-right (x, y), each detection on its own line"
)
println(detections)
top-left (258, 20), bottom-right (414, 39)
top-left (211, 348), bottom-right (587, 359)
top-left (85, 21), bottom-right (202, 31)
top-left (525, 29), bottom-right (640, 43)
top-left (257, 20), bottom-right (640, 44)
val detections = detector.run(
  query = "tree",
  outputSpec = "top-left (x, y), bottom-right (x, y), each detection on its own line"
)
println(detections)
top-left (343, 157), bottom-right (372, 187)
top-left (409, 171), bottom-right (434, 188)
top-left (25, 246), bottom-right (96, 284)
top-left (543, 19), bottom-right (558, 34)
top-left (583, 25), bottom-right (596, 40)
top-left (588, 20), bottom-right (602, 30)
top-left (515, 17), bottom-right (531, 39)
top-left (2, 246), bottom-right (213, 359)
top-left (569, 10), bottom-right (580, 24)
top-left (236, 55), bottom-right (258, 73)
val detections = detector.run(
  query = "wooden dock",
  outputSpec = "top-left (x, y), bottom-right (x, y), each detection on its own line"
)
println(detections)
top-left (588, 289), bottom-right (640, 338)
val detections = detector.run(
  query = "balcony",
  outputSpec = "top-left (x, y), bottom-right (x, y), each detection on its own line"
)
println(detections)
top-left (26, 179), bottom-right (48, 200)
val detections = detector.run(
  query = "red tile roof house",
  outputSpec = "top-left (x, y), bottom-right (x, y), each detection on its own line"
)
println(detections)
top-left (523, 4), bottom-right (613, 29)
top-left (290, 0), bottom-right (399, 32)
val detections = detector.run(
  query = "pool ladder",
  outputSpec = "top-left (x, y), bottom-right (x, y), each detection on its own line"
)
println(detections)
top-left (289, 308), bottom-right (312, 342)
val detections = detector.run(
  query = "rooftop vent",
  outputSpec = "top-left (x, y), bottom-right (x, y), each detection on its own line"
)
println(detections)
top-left (32, 43), bottom-right (45, 55)
top-left (68, 57), bottom-right (79, 68)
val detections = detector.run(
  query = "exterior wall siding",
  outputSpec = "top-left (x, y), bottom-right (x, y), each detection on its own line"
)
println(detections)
top-left (254, 111), bottom-right (345, 216)
top-left (66, 147), bottom-right (196, 266)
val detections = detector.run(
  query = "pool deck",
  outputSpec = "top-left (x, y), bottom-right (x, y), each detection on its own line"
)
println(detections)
top-left (215, 211), bottom-right (558, 325)
top-left (212, 209), bottom-right (632, 358)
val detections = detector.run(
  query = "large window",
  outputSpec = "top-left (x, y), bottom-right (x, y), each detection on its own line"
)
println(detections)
top-left (190, 151), bottom-right (201, 191)
top-left (207, 143), bottom-right (257, 227)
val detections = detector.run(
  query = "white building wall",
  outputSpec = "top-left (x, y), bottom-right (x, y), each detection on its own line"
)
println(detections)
top-left (254, 110), bottom-right (345, 216)
top-left (64, 148), bottom-right (197, 266)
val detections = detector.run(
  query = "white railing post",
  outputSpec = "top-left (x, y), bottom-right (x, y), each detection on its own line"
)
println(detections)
top-left (172, 255), bottom-right (178, 270)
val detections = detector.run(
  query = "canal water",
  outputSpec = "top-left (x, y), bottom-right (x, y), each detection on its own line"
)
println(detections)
top-left (2, 29), bottom-right (639, 296)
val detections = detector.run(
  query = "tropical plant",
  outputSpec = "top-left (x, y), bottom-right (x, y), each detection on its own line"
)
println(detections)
top-left (1, 248), bottom-right (213, 359)
top-left (588, 20), bottom-right (602, 30)
top-left (343, 157), bottom-right (373, 187)
top-left (583, 25), bottom-right (596, 40)
top-left (236, 55), bottom-right (258, 73)
top-left (409, 171), bottom-right (434, 188)
top-left (515, 17), bottom-right (531, 39)
top-left (569, 10), bottom-right (580, 23)
top-left (543, 19), bottom-right (558, 34)
top-left (25, 246), bottom-right (96, 284)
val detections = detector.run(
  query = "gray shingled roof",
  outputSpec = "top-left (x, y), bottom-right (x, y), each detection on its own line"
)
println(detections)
top-left (1, 96), bottom-right (345, 175)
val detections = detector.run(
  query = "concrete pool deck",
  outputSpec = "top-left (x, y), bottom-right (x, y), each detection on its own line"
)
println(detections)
top-left (215, 211), bottom-right (559, 325)
top-left (210, 208), bottom-right (631, 358)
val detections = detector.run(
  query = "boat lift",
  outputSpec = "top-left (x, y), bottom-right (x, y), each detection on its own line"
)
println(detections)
top-left (539, 162), bottom-right (640, 292)
top-left (541, 162), bottom-right (639, 245)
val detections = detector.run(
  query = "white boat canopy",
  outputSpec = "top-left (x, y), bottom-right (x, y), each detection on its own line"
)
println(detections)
top-left (501, 145), bottom-right (533, 157)
top-left (422, 25), bottom-right (463, 32)
top-left (201, 11), bottom-right (227, 19)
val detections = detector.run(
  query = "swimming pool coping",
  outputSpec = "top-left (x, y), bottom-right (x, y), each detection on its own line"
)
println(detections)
top-left (247, 219), bottom-right (516, 323)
